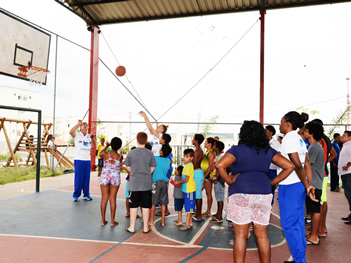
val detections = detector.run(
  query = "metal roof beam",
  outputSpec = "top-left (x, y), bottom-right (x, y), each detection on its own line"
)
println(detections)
top-left (69, 0), bottom-right (130, 7)
top-left (56, 0), bottom-right (98, 24)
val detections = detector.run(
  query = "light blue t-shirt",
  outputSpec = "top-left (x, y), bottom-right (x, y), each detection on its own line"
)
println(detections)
top-left (153, 156), bottom-right (170, 182)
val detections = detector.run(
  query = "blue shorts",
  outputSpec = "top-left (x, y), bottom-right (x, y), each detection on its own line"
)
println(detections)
top-left (124, 180), bottom-right (130, 198)
top-left (194, 169), bottom-right (204, 200)
top-left (174, 198), bottom-right (184, 212)
top-left (184, 191), bottom-right (196, 213)
top-left (97, 158), bottom-right (103, 167)
top-left (214, 182), bottom-right (224, 202)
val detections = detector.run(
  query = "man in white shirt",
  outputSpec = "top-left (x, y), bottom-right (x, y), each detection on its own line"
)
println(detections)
top-left (338, 131), bottom-right (351, 224)
top-left (70, 120), bottom-right (95, 202)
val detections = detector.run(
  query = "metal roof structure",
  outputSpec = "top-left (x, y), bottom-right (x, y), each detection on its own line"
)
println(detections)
top-left (56, 0), bottom-right (351, 25)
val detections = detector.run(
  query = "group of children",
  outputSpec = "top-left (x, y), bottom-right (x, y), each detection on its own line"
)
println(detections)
top-left (95, 111), bottom-right (230, 233)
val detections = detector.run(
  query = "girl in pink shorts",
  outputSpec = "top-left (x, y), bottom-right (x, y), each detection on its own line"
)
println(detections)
top-left (99, 137), bottom-right (123, 227)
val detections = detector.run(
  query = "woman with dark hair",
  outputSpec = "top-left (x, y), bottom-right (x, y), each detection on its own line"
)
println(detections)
top-left (278, 111), bottom-right (316, 263)
top-left (201, 137), bottom-right (216, 217)
top-left (99, 137), bottom-right (123, 227)
top-left (216, 120), bottom-right (294, 263)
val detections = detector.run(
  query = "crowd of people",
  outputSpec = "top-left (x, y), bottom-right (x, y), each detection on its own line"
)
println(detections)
top-left (68, 110), bottom-right (351, 263)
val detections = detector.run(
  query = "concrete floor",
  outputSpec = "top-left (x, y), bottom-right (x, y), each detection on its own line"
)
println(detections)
top-left (0, 172), bottom-right (350, 262)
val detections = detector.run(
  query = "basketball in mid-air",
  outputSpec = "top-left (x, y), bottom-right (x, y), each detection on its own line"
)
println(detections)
top-left (116, 66), bottom-right (126, 77)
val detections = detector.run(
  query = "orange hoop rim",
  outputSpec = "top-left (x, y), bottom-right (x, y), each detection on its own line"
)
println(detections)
top-left (18, 65), bottom-right (50, 78)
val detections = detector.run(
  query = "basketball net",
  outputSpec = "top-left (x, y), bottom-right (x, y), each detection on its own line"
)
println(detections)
top-left (18, 66), bottom-right (50, 86)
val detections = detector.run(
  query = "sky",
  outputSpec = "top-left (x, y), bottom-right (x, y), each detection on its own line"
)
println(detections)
top-left (1, 0), bottom-right (351, 137)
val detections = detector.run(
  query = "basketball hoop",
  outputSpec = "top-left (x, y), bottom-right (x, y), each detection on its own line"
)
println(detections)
top-left (18, 66), bottom-right (50, 86)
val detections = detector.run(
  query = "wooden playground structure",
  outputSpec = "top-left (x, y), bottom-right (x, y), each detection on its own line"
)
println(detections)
top-left (0, 117), bottom-right (74, 169)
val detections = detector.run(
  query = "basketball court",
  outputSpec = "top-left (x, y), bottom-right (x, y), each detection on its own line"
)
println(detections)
top-left (1, 1), bottom-right (351, 262)
top-left (0, 172), bottom-right (350, 262)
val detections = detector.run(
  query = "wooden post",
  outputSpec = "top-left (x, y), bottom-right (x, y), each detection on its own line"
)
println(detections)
top-left (1, 118), bottom-right (18, 168)
top-left (22, 123), bottom-right (37, 167)
top-left (6, 121), bottom-right (32, 166)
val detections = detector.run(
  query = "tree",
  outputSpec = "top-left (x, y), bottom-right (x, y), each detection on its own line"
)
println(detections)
top-left (296, 106), bottom-right (320, 116)
top-left (201, 115), bottom-right (218, 138)
top-left (327, 106), bottom-right (350, 138)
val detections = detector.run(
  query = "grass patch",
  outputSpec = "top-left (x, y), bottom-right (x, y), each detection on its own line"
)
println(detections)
top-left (0, 166), bottom-right (64, 185)
top-left (0, 154), bottom-right (23, 162)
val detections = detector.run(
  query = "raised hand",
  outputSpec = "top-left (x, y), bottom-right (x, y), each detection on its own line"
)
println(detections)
top-left (139, 111), bottom-right (146, 118)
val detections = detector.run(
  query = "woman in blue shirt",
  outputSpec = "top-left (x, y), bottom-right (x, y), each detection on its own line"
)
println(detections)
top-left (217, 120), bottom-right (294, 263)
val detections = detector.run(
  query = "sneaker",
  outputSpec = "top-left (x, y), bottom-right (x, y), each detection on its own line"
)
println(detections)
top-left (84, 195), bottom-right (93, 201)
top-left (73, 197), bottom-right (78, 202)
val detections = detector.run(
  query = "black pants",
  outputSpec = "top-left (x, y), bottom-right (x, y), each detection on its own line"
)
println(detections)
top-left (330, 164), bottom-right (339, 191)
top-left (341, 173), bottom-right (351, 211)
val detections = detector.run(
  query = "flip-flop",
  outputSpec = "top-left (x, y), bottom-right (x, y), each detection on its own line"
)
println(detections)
top-left (125, 228), bottom-right (135, 234)
top-left (318, 234), bottom-right (327, 238)
top-left (179, 226), bottom-right (192, 231)
top-left (143, 229), bottom-right (151, 234)
top-left (306, 239), bottom-right (320, 245)
top-left (210, 218), bottom-right (223, 223)
top-left (192, 217), bottom-right (204, 222)
top-left (202, 213), bottom-right (212, 217)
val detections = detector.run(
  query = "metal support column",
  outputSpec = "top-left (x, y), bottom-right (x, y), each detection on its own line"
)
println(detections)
top-left (260, 9), bottom-right (266, 124)
top-left (88, 25), bottom-right (100, 171)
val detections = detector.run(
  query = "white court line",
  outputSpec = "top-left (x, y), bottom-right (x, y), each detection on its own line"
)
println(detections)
top-left (150, 215), bottom-right (193, 246)
top-left (271, 211), bottom-right (281, 219)
top-left (0, 233), bottom-right (199, 249)
top-left (123, 242), bottom-right (200, 248)
top-left (188, 217), bottom-right (211, 245)
top-left (0, 233), bottom-right (117, 244)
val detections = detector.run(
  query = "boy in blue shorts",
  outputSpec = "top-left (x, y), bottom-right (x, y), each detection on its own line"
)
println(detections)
top-left (173, 165), bottom-right (184, 226)
top-left (149, 144), bottom-right (172, 227)
top-left (172, 149), bottom-right (196, 231)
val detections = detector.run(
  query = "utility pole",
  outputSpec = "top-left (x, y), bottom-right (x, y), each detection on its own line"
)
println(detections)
top-left (129, 112), bottom-right (132, 149)
top-left (347, 78), bottom-right (350, 129)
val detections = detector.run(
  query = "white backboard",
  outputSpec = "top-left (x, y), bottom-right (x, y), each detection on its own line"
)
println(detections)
top-left (0, 10), bottom-right (51, 85)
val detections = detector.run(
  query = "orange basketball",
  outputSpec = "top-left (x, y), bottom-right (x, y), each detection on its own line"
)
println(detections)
top-left (116, 66), bottom-right (126, 77)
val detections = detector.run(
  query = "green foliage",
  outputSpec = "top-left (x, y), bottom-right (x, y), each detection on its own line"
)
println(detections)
top-left (0, 154), bottom-right (23, 162)
top-left (121, 145), bottom-right (130, 154)
top-left (296, 106), bottom-right (320, 116)
top-left (15, 154), bottom-right (23, 162)
top-left (97, 134), bottom-right (108, 143)
top-left (0, 154), bottom-right (8, 161)
top-left (0, 166), bottom-right (63, 185)
top-left (105, 146), bottom-right (112, 153)
top-left (201, 115), bottom-right (219, 138)
top-left (327, 108), bottom-right (350, 138)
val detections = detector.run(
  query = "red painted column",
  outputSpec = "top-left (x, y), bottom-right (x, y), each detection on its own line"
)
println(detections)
top-left (89, 25), bottom-right (100, 171)
top-left (260, 9), bottom-right (266, 124)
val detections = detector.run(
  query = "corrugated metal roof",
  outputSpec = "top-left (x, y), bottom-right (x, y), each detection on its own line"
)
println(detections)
top-left (55, 0), bottom-right (351, 25)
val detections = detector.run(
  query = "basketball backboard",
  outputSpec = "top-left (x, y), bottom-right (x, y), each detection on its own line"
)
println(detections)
top-left (0, 10), bottom-right (51, 85)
